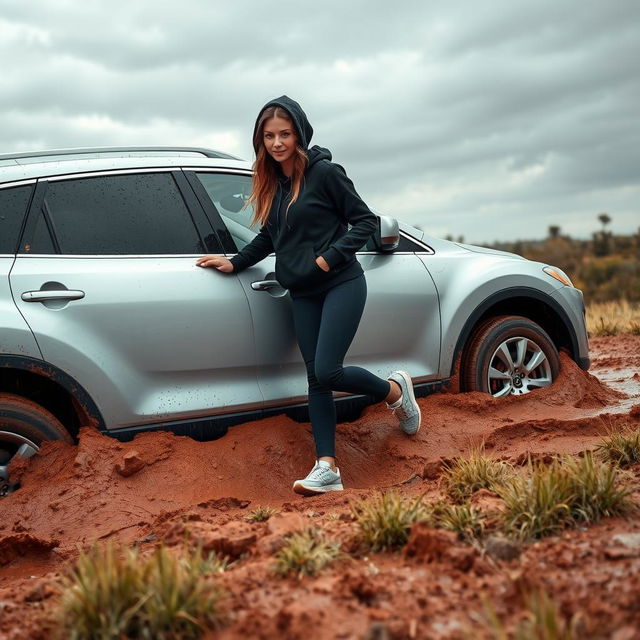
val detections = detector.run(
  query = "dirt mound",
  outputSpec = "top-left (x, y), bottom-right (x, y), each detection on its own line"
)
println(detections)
top-left (1, 337), bottom-right (640, 638)
top-left (2, 351), bottom-right (636, 555)
top-left (0, 533), bottom-right (59, 567)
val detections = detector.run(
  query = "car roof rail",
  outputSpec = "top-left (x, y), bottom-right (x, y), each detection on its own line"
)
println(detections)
top-left (0, 146), bottom-right (243, 162)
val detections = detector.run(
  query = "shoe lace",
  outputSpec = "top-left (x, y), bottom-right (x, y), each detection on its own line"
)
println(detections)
top-left (309, 465), bottom-right (335, 480)
top-left (392, 404), bottom-right (410, 420)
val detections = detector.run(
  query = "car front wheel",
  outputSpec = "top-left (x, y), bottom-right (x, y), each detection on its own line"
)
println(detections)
top-left (462, 315), bottom-right (560, 397)
top-left (0, 393), bottom-right (72, 496)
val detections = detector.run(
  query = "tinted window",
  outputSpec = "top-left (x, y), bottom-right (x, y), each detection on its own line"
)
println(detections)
top-left (196, 173), bottom-right (258, 249)
top-left (29, 211), bottom-right (56, 254)
top-left (43, 173), bottom-right (203, 255)
top-left (0, 185), bottom-right (33, 253)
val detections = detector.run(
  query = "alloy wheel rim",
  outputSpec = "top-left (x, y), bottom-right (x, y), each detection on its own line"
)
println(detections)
top-left (0, 431), bottom-right (39, 497)
top-left (486, 336), bottom-right (553, 397)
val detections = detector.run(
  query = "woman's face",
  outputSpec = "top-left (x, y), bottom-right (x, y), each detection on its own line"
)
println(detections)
top-left (262, 116), bottom-right (298, 167)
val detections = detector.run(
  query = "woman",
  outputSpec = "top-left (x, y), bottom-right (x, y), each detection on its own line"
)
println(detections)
top-left (197, 96), bottom-right (421, 495)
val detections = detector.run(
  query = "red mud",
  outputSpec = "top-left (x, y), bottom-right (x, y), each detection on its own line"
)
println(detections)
top-left (1, 336), bottom-right (640, 639)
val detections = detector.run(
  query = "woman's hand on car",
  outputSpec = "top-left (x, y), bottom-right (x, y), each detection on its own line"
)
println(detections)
top-left (196, 255), bottom-right (234, 273)
top-left (315, 256), bottom-right (330, 272)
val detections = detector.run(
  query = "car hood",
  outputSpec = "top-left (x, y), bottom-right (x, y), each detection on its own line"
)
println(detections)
top-left (454, 242), bottom-right (526, 260)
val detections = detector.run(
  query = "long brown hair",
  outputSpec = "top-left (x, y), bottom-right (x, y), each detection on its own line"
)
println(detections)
top-left (248, 106), bottom-right (308, 227)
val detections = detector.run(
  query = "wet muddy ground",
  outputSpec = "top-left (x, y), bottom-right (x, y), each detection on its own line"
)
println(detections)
top-left (1, 335), bottom-right (639, 639)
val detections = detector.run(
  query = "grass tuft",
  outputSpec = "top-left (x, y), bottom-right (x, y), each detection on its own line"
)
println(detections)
top-left (498, 453), bottom-right (633, 540)
top-left (352, 491), bottom-right (429, 551)
top-left (480, 588), bottom-right (578, 639)
top-left (57, 542), bottom-right (225, 640)
top-left (585, 300), bottom-right (640, 336)
top-left (591, 316), bottom-right (620, 337)
top-left (596, 429), bottom-right (640, 467)
top-left (245, 505), bottom-right (279, 522)
top-left (273, 528), bottom-right (341, 578)
top-left (430, 500), bottom-right (485, 541)
top-left (441, 448), bottom-right (513, 502)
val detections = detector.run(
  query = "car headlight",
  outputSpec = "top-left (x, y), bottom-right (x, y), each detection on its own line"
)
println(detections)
top-left (543, 266), bottom-right (574, 287)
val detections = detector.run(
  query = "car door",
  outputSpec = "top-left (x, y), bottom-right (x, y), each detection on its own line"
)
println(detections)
top-left (9, 169), bottom-right (261, 432)
top-left (0, 182), bottom-right (42, 359)
top-left (190, 169), bottom-right (441, 408)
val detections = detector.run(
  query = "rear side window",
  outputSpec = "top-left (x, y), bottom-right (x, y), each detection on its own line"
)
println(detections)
top-left (0, 185), bottom-right (33, 254)
top-left (42, 173), bottom-right (203, 255)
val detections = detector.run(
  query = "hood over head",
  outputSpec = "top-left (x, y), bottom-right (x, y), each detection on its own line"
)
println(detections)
top-left (253, 95), bottom-right (314, 151)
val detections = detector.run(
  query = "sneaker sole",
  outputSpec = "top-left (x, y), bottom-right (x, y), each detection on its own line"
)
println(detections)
top-left (292, 481), bottom-right (344, 496)
top-left (395, 370), bottom-right (421, 435)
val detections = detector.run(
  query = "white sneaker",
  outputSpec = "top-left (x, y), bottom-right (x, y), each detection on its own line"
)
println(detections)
top-left (387, 370), bottom-right (422, 435)
top-left (293, 460), bottom-right (344, 496)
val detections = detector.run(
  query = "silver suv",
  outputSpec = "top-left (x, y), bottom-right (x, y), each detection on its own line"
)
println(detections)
top-left (0, 147), bottom-right (589, 494)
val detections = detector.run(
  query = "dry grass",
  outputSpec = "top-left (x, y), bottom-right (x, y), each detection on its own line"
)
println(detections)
top-left (57, 543), bottom-right (226, 640)
top-left (479, 588), bottom-right (579, 639)
top-left (430, 500), bottom-right (485, 541)
top-left (245, 505), bottom-right (279, 522)
top-left (595, 429), bottom-right (640, 467)
top-left (498, 453), bottom-right (634, 540)
top-left (352, 491), bottom-right (429, 551)
top-left (440, 448), bottom-right (514, 502)
top-left (586, 300), bottom-right (640, 336)
top-left (273, 528), bottom-right (341, 578)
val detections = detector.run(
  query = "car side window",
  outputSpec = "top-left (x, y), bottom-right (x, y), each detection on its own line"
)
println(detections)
top-left (0, 185), bottom-right (33, 254)
top-left (196, 173), bottom-right (258, 250)
top-left (39, 173), bottom-right (203, 255)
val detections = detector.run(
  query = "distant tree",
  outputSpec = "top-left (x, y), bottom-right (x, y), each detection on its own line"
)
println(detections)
top-left (548, 225), bottom-right (561, 239)
top-left (457, 235), bottom-right (464, 244)
top-left (598, 212), bottom-right (611, 231)
top-left (445, 234), bottom-right (454, 241)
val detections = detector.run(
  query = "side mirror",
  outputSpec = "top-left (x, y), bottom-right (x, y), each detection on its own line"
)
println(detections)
top-left (373, 215), bottom-right (400, 252)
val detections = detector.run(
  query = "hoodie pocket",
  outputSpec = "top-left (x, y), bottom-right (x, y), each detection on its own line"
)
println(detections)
top-left (275, 244), bottom-right (326, 290)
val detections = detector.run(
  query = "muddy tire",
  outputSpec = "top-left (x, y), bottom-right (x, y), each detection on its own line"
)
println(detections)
top-left (0, 393), bottom-right (72, 496)
top-left (462, 315), bottom-right (560, 397)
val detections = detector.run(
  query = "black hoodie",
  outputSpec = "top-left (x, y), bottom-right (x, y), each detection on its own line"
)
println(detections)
top-left (229, 95), bottom-right (377, 298)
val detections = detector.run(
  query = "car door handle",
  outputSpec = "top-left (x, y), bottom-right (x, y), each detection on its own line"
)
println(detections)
top-left (21, 290), bottom-right (85, 302)
top-left (251, 279), bottom-right (282, 291)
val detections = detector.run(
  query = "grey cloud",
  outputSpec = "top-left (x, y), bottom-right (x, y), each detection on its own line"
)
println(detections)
top-left (0, 0), bottom-right (638, 241)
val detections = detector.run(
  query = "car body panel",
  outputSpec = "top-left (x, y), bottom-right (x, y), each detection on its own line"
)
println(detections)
top-left (415, 238), bottom-right (587, 379)
top-left (234, 252), bottom-right (441, 406)
top-left (0, 257), bottom-right (42, 358)
top-left (9, 256), bottom-right (262, 429)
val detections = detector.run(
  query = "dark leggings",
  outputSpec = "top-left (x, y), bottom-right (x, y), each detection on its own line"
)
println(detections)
top-left (291, 274), bottom-right (391, 458)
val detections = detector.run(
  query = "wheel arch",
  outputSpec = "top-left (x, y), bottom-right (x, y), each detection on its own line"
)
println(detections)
top-left (0, 356), bottom-right (105, 439)
top-left (451, 287), bottom-right (578, 379)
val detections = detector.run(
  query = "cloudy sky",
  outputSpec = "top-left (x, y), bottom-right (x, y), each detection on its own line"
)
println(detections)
top-left (1, 0), bottom-right (638, 243)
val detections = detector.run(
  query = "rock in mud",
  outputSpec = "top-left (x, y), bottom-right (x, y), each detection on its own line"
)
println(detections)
top-left (188, 520), bottom-right (257, 558)
top-left (0, 533), bottom-right (59, 566)
top-left (364, 622), bottom-right (390, 640)
top-left (422, 459), bottom-right (446, 480)
top-left (115, 450), bottom-right (146, 477)
top-left (267, 512), bottom-right (307, 537)
top-left (404, 523), bottom-right (477, 570)
top-left (484, 535), bottom-right (521, 561)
